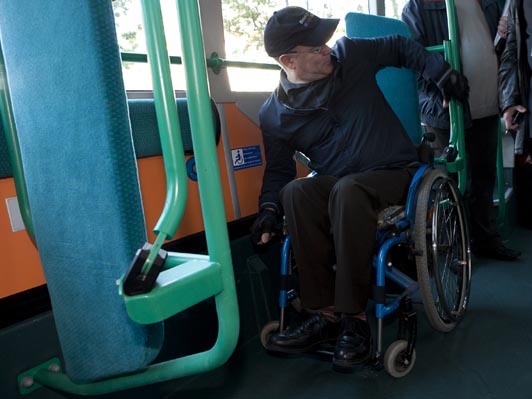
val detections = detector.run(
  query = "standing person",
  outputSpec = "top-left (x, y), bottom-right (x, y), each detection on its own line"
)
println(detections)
top-left (402, 0), bottom-right (521, 261)
top-left (499, 0), bottom-right (532, 229)
top-left (251, 6), bottom-right (468, 371)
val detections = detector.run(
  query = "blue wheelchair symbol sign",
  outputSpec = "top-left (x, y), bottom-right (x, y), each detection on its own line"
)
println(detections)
top-left (232, 149), bottom-right (244, 166)
top-left (231, 146), bottom-right (262, 171)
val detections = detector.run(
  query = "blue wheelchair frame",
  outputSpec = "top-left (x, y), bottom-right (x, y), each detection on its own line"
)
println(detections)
top-left (276, 164), bottom-right (430, 368)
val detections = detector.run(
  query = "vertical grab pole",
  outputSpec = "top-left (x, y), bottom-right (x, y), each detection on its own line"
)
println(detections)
top-left (139, 0), bottom-right (189, 270)
top-left (445, 0), bottom-right (467, 195)
top-left (496, 122), bottom-right (506, 226)
top-left (140, 0), bottom-right (188, 238)
top-left (174, 0), bottom-right (240, 356)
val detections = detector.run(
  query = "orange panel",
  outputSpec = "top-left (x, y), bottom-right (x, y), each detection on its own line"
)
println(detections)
top-left (223, 103), bottom-right (265, 218)
top-left (222, 103), bottom-right (310, 218)
top-left (0, 178), bottom-right (45, 299)
top-left (137, 145), bottom-right (235, 243)
top-left (0, 143), bottom-right (235, 298)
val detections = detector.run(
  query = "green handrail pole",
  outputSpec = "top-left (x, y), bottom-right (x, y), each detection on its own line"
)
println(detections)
top-left (445, 0), bottom-right (467, 195)
top-left (0, 44), bottom-right (35, 241)
top-left (121, 51), bottom-right (280, 74)
top-left (140, 0), bottom-right (188, 251)
top-left (496, 122), bottom-right (506, 226)
top-left (175, 0), bottom-right (239, 356)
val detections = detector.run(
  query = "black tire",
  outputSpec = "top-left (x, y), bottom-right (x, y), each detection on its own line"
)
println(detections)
top-left (260, 320), bottom-right (280, 349)
top-left (414, 169), bottom-right (471, 332)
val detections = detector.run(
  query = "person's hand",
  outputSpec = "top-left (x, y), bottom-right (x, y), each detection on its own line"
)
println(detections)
top-left (251, 208), bottom-right (278, 245)
top-left (503, 105), bottom-right (527, 131)
top-left (437, 68), bottom-right (469, 107)
top-left (498, 16), bottom-right (508, 39)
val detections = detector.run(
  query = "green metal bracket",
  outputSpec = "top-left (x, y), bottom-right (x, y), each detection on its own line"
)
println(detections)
top-left (208, 52), bottom-right (224, 74)
top-left (18, 358), bottom-right (61, 395)
top-left (122, 257), bottom-right (223, 324)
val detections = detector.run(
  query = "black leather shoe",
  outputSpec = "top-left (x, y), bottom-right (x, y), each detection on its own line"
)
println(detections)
top-left (267, 313), bottom-right (338, 353)
top-left (474, 242), bottom-right (521, 261)
top-left (332, 317), bottom-right (372, 372)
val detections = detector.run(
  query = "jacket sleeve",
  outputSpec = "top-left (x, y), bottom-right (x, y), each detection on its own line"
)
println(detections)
top-left (498, 1), bottom-right (521, 113)
top-left (258, 126), bottom-right (296, 214)
top-left (364, 34), bottom-right (450, 85)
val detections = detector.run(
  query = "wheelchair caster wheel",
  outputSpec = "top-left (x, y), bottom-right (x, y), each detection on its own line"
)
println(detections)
top-left (384, 340), bottom-right (416, 378)
top-left (260, 320), bottom-right (280, 349)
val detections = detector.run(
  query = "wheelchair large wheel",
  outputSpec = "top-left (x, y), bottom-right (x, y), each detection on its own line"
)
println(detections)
top-left (414, 169), bottom-right (471, 332)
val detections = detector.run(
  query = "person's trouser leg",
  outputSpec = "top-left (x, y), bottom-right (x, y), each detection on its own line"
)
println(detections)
top-left (329, 169), bottom-right (413, 313)
top-left (280, 175), bottom-right (338, 310)
top-left (280, 169), bottom-right (413, 314)
top-left (466, 115), bottom-right (499, 246)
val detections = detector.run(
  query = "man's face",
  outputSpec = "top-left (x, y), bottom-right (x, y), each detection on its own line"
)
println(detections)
top-left (284, 44), bottom-right (334, 82)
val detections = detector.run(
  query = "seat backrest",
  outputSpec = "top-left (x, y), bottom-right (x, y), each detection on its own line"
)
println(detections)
top-left (0, 0), bottom-right (163, 383)
top-left (345, 12), bottom-right (422, 144)
top-left (129, 97), bottom-right (221, 158)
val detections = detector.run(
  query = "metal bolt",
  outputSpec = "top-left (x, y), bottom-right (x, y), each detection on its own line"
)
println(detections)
top-left (20, 376), bottom-right (34, 388)
top-left (48, 363), bottom-right (60, 372)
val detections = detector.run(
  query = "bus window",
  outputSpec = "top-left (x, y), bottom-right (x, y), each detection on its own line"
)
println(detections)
top-left (221, 0), bottom-right (369, 92)
top-left (385, 0), bottom-right (409, 19)
top-left (113, 0), bottom-right (186, 92)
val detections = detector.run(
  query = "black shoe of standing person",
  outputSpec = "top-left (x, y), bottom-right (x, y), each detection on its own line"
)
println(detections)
top-left (267, 313), bottom-right (338, 354)
top-left (473, 241), bottom-right (521, 261)
top-left (332, 317), bottom-right (372, 372)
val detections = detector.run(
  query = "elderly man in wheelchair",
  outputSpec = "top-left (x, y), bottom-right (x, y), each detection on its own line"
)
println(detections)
top-left (251, 6), bottom-right (471, 375)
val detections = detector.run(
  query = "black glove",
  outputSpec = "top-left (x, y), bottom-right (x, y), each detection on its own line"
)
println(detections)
top-left (250, 208), bottom-right (278, 245)
top-left (437, 68), bottom-right (469, 104)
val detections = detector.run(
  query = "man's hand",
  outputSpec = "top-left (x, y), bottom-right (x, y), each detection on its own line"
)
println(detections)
top-left (251, 208), bottom-right (278, 245)
top-left (503, 105), bottom-right (527, 131)
top-left (498, 16), bottom-right (508, 39)
top-left (437, 68), bottom-right (469, 106)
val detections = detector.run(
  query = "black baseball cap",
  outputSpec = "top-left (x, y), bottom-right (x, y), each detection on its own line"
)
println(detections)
top-left (264, 6), bottom-right (339, 57)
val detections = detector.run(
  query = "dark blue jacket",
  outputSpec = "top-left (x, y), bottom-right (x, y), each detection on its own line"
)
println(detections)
top-left (499, 0), bottom-right (531, 153)
top-left (402, 0), bottom-right (502, 130)
top-left (258, 35), bottom-right (450, 212)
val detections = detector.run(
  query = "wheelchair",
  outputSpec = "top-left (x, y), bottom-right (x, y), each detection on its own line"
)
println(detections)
top-left (260, 8), bottom-right (472, 377)
top-left (260, 160), bottom-right (472, 378)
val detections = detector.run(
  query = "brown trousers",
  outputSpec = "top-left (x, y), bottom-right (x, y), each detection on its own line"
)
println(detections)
top-left (280, 168), bottom-right (413, 313)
